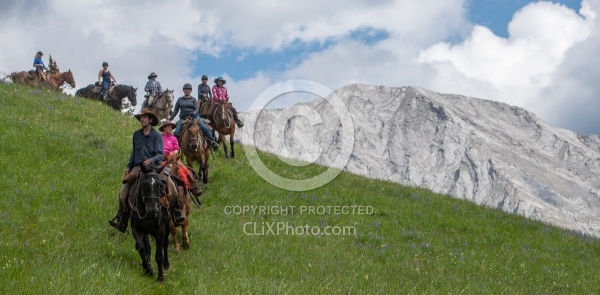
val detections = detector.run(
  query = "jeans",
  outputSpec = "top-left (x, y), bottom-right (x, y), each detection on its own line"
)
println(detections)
top-left (102, 81), bottom-right (110, 96)
top-left (174, 115), bottom-right (215, 142)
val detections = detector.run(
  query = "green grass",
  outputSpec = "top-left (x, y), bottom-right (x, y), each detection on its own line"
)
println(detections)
top-left (1, 82), bottom-right (600, 294)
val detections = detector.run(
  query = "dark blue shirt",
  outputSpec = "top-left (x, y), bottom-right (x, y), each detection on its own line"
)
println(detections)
top-left (198, 83), bottom-right (212, 102)
top-left (127, 128), bottom-right (163, 170)
top-left (101, 70), bottom-right (111, 83)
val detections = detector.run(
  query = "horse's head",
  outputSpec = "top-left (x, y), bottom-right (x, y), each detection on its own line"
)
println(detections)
top-left (65, 69), bottom-right (76, 88)
top-left (185, 119), bottom-right (202, 151)
top-left (216, 101), bottom-right (230, 126)
top-left (128, 86), bottom-right (138, 106)
top-left (164, 89), bottom-right (174, 106)
top-left (139, 172), bottom-right (164, 214)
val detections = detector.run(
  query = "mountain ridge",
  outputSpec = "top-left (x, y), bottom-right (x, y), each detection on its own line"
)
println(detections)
top-left (239, 83), bottom-right (600, 237)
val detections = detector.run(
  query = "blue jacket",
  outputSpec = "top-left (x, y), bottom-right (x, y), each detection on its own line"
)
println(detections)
top-left (126, 128), bottom-right (163, 170)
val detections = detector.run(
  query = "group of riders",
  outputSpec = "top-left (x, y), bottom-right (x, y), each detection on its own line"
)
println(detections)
top-left (29, 52), bottom-right (245, 232)
top-left (105, 69), bottom-right (245, 233)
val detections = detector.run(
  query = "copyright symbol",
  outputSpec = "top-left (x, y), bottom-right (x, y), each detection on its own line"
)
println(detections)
top-left (241, 80), bottom-right (355, 191)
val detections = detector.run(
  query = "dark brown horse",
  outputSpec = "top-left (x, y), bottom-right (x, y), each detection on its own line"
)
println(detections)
top-left (211, 101), bottom-right (236, 158)
top-left (75, 84), bottom-right (137, 111)
top-left (181, 118), bottom-right (211, 183)
top-left (163, 157), bottom-right (193, 253)
top-left (151, 89), bottom-right (174, 122)
top-left (128, 169), bottom-right (171, 282)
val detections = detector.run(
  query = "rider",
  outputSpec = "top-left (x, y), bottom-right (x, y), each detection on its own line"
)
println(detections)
top-left (109, 108), bottom-right (170, 233)
top-left (197, 74), bottom-right (212, 104)
top-left (97, 62), bottom-right (116, 101)
top-left (159, 119), bottom-right (200, 197)
top-left (210, 76), bottom-right (244, 128)
top-left (144, 72), bottom-right (163, 108)
top-left (169, 83), bottom-right (220, 151)
top-left (32, 51), bottom-right (46, 80)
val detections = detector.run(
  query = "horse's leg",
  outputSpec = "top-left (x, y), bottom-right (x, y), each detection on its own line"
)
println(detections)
top-left (182, 195), bottom-right (190, 250)
top-left (164, 223), bottom-right (170, 274)
top-left (133, 229), bottom-right (154, 277)
top-left (170, 221), bottom-right (180, 254)
top-left (182, 219), bottom-right (190, 250)
top-left (219, 132), bottom-right (229, 159)
top-left (155, 230), bottom-right (165, 283)
top-left (163, 223), bottom-right (170, 271)
top-left (229, 131), bottom-right (235, 158)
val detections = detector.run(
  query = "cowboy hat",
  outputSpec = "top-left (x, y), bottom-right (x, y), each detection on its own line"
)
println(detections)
top-left (134, 108), bottom-right (159, 126)
top-left (158, 119), bottom-right (176, 131)
top-left (37, 51), bottom-right (44, 55)
top-left (147, 72), bottom-right (158, 79)
top-left (214, 76), bottom-right (226, 85)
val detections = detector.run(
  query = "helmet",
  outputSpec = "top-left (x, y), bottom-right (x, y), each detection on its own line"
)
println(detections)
top-left (183, 83), bottom-right (193, 90)
top-left (201, 75), bottom-right (208, 80)
top-left (37, 51), bottom-right (44, 56)
top-left (102, 61), bottom-right (108, 66)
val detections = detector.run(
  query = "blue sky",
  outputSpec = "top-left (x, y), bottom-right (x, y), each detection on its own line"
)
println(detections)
top-left (1, 0), bottom-right (599, 135)
top-left (195, 0), bottom-right (583, 81)
top-left (469, 0), bottom-right (582, 37)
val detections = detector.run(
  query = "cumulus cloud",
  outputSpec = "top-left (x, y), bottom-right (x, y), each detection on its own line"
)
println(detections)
top-left (0, 0), bottom-right (597, 134)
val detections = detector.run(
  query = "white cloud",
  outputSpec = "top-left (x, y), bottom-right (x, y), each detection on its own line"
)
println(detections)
top-left (0, 0), bottom-right (598, 134)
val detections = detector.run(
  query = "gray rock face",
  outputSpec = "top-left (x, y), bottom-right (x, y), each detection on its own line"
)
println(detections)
top-left (238, 84), bottom-right (600, 237)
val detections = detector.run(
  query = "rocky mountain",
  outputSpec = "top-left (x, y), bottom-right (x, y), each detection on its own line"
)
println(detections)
top-left (238, 84), bottom-right (600, 237)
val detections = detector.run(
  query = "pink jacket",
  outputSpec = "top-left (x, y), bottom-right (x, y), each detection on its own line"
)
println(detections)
top-left (162, 133), bottom-right (180, 155)
top-left (212, 85), bottom-right (228, 103)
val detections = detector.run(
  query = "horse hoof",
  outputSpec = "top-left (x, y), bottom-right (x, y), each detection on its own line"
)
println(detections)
top-left (145, 268), bottom-right (155, 277)
top-left (157, 276), bottom-right (164, 283)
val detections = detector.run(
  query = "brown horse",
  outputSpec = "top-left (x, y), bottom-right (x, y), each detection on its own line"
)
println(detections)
top-left (152, 89), bottom-right (174, 122)
top-left (181, 118), bottom-right (211, 183)
top-left (211, 101), bottom-right (236, 158)
top-left (163, 157), bottom-right (192, 252)
top-left (199, 100), bottom-right (211, 118)
top-left (9, 71), bottom-right (41, 86)
top-left (47, 70), bottom-right (76, 90)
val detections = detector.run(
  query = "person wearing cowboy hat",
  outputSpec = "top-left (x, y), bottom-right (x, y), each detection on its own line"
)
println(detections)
top-left (210, 76), bottom-right (244, 128)
top-left (143, 72), bottom-right (163, 108)
top-left (32, 51), bottom-right (47, 81)
top-left (158, 119), bottom-right (190, 224)
top-left (109, 108), bottom-right (164, 233)
top-left (169, 83), bottom-right (220, 150)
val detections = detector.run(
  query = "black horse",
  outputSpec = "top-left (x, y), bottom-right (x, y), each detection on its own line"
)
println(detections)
top-left (128, 170), bottom-right (171, 282)
top-left (75, 84), bottom-right (137, 111)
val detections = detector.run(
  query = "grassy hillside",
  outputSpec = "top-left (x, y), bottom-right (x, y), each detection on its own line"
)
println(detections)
top-left (1, 82), bottom-right (600, 294)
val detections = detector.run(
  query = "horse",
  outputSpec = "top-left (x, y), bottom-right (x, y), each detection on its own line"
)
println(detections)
top-left (151, 89), bottom-right (174, 122)
top-left (47, 70), bottom-right (76, 90)
top-left (163, 157), bottom-right (193, 253)
top-left (9, 71), bottom-right (47, 88)
top-left (76, 84), bottom-right (137, 111)
top-left (211, 100), bottom-right (236, 158)
top-left (181, 118), bottom-right (211, 183)
top-left (128, 169), bottom-right (172, 282)
top-left (199, 100), bottom-right (211, 118)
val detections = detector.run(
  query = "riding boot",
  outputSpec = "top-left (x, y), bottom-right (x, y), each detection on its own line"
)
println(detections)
top-left (173, 205), bottom-right (186, 225)
top-left (231, 106), bottom-right (244, 128)
top-left (109, 211), bottom-right (130, 233)
top-left (210, 140), bottom-right (219, 151)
